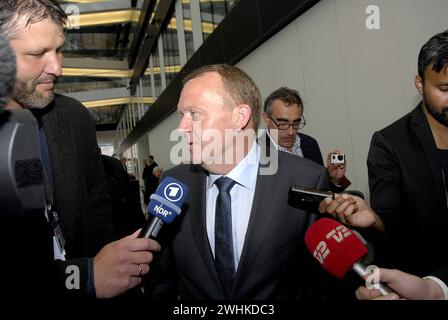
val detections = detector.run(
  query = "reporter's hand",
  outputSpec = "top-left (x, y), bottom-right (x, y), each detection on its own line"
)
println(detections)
top-left (319, 194), bottom-right (384, 231)
top-left (356, 268), bottom-right (445, 300)
top-left (93, 229), bottom-right (161, 298)
top-left (326, 150), bottom-right (346, 185)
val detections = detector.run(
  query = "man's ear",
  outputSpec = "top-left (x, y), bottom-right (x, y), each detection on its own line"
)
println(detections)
top-left (234, 104), bottom-right (252, 129)
top-left (262, 112), bottom-right (270, 127)
top-left (415, 74), bottom-right (424, 96)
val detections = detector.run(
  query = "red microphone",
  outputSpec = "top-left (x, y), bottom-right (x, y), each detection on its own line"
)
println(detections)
top-left (305, 218), bottom-right (391, 295)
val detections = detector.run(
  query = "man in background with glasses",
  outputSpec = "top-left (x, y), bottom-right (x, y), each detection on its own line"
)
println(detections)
top-left (262, 87), bottom-right (351, 192)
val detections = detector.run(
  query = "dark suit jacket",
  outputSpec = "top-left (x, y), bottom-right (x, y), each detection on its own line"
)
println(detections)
top-left (32, 95), bottom-right (115, 258)
top-left (145, 148), bottom-right (333, 300)
top-left (300, 132), bottom-right (325, 166)
top-left (102, 155), bottom-right (146, 238)
top-left (367, 104), bottom-right (448, 276)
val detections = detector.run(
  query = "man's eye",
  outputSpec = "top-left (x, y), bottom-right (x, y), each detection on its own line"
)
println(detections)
top-left (439, 86), bottom-right (448, 92)
top-left (191, 112), bottom-right (200, 120)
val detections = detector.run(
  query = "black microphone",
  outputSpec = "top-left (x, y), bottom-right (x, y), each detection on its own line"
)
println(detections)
top-left (138, 177), bottom-right (189, 239)
top-left (0, 34), bottom-right (45, 216)
top-left (289, 186), bottom-right (334, 212)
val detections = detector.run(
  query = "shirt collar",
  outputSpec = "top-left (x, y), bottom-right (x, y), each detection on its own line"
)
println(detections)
top-left (266, 129), bottom-right (302, 155)
top-left (207, 141), bottom-right (259, 192)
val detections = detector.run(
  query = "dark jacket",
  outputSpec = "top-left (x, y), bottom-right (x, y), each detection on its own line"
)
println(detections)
top-left (368, 104), bottom-right (448, 276)
top-left (145, 149), bottom-right (334, 300)
top-left (33, 95), bottom-right (116, 258)
top-left (22, 95), bottom-right (116, 298)
top-left (102, 155), bottom-right (146, 238)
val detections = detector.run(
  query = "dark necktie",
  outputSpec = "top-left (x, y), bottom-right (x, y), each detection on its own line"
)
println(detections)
top-left (214, 176), bottom-right (236, 296)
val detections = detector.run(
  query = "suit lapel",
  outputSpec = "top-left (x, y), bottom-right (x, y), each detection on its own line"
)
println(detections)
top-left (232, 153), bottom-right (280, 297)
top-left (188, 168), bottom-right (225, 295)
top-left (411, 105), bottom-right (446, 202)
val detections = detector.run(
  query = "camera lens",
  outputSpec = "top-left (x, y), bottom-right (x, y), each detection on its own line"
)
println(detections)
top-left (337, 155), bottom-right (343, 161)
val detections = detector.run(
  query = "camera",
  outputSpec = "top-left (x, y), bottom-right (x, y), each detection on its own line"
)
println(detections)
top-left (330, 153), bottom-right (345, 164)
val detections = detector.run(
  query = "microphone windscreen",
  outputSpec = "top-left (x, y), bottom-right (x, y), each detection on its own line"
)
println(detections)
top-left (0, 35), bottom-right (16, 108)
top-left (147, 176), bottom-right (189, 223)
top-left (305, 218), bottom-right (368, 279)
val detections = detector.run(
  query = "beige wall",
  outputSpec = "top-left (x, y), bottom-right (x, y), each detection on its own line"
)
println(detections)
top-left (238, 0), bottom-right (448, 198)
top-left (144, 0), bottom-right (448, 198)
top-left (144, 111), bottom-right (182, 170)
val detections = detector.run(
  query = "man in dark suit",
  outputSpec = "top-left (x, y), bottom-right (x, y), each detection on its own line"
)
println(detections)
top-left (319, 30), bottom-right (448, 279)
top-left (367, 30), bottom-right (448, 277)
top-left (145, 64), bottom-right (336, 300)
top-left (262, 87), bottom-right (351, 193)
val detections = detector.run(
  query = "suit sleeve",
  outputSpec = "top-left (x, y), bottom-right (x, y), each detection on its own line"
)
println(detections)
top-left (314, 165), bottom-right (331, 191)
top-left (49, 258), bottom-right (91, 298)
top-left (367, 131), bottom-right (401, 236)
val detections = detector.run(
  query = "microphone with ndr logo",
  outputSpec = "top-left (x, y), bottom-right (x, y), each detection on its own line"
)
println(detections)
top-left (138, 177), bottom-right (189, 239)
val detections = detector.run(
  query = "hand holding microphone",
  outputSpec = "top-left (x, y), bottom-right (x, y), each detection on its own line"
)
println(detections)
top-left (355, 267), bottom-right (447, 300)
top-left (305, 218), bottom-right (391, 296)
top-left (95, 176), bottom-right (188, 298)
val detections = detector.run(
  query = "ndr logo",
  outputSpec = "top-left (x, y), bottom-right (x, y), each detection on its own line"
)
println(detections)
top-left (164, 183), bottom-right (183, 202)
top-left (154, 204), bottom-right (172, 217)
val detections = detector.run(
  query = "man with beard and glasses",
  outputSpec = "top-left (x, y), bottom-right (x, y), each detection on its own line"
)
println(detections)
top-left (319, 30), bottom-right (448, 279)
top-left (1, 1), bottom-right (161, 299)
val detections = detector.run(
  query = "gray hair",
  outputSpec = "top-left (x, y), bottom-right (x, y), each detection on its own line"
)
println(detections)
top-left (0, 0), bottom-right (67, 39)
top-left (153, 166), bottom-right (163, 175)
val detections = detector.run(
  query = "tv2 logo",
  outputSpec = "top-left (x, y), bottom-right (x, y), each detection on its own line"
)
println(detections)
top-left (313, 225), bottom-right (352, 264)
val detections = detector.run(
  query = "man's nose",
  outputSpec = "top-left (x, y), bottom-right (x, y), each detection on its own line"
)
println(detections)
top-left (287, 125), bottom-right (296, 135)
top-left (178, 115), bottom-right (192, 133)
top-left (45, 52), bottom-right (62, 77)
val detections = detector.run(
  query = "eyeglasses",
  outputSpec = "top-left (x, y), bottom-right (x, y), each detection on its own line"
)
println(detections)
top-left (268, 114), bottom-right (306, 130)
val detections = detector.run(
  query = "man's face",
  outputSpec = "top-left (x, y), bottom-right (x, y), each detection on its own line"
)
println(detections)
top-left (177, 72), bottom-right (236, 168)
top-left (263, 99), bottom-right (303, 150)
top-left (9, 17), bottom-right (64, 109)
top-left (416, 66), bottom-right (448, 128)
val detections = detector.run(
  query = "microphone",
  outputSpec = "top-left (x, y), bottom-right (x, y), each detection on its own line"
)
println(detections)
top-left (0, 34), bottom-right (16, 109)
top-left (0, 34), bottom-right (46, 216)
top-left (138, 176), bottom-right (189, 239)
top-left (305, 218), bottom-right (391, 295)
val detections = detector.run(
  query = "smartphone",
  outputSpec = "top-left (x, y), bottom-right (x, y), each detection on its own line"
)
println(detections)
top-left (289, 186), bottom-right (334, 212)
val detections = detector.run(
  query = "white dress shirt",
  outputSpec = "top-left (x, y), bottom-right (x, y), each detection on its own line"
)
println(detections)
top-left (206, 142), bottom-right (259, 271)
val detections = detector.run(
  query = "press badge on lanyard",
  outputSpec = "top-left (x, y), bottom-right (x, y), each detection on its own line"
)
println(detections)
top-left (45, 203), bottom-right (66, 260)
